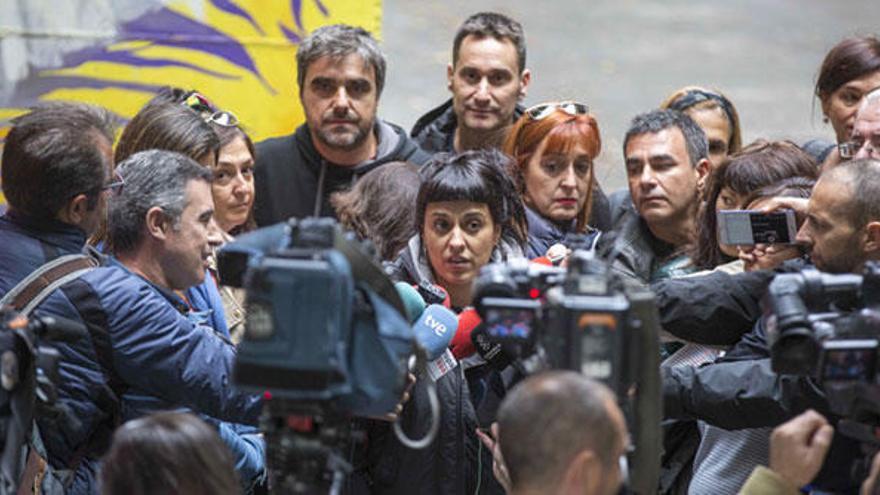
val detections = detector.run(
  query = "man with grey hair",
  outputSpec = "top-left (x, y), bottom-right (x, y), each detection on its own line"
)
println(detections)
top-left (254, 24), bottom-right (430, 226)
top-left (603, 109), bottom-right (710, 283)
top-left (838, 87), bottom-right (880, 162)
top-left (18, 149), bottom-right (262, 493)
top-left (489, 371), bottom-right (629, 495)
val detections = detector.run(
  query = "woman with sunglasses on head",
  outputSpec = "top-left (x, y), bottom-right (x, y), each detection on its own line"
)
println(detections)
top-left (808, 35), bottom-right (880, 169)
top-left (502, 101), bottom-right (602, 262)
top-left (660, 86), bottom-right (742, 170)
top-left (149, 88), bottom-right (258, 343)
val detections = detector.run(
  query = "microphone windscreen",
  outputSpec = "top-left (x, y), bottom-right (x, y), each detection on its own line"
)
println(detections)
top-left (451, 308), bottom-right (481, 359)
top-left (411, 304), bottom-right (458, 360)
top-left (471, 323), bottom-right (515, 371)
top-left (416, 281), bottom-right (451, 308)
top-left (394, 282), bottom-right (427, 324)
top-left (531, 256), bottom-right (553, 266)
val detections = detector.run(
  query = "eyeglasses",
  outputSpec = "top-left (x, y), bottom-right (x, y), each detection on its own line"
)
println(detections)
top-left (182, 92), bottom-right (240, 127)
top-left (839, 134), bottom-right (880, 159)
top-left (102, 171), bottom-right (125, 196)
top-left (525, 101), bottom-right (590, 121)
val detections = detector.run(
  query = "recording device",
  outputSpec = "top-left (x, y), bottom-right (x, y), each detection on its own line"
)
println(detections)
top-left (470, 251), bottom-right (662, 495)
top-left (217, 218), bottom-right (441, 494)
top-left (717, 209), bottom-right (798, 245)
top-left (766, 261), bottom-right (880, 482)
top-left (0, 309), bottom-right (86, 495)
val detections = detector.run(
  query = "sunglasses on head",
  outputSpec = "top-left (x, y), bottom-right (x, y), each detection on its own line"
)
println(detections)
top-left (182, 92), bottom-right (240, 127)
top-left (525, 101), bottom-right (590, 120)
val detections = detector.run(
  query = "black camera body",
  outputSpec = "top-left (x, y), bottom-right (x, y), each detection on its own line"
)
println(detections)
top-left (767, 261), bottom-right (880, 478)
top-left (217, 218), bottom-right (417, 493)
top-left (472, 250), bottom-right (662, 495)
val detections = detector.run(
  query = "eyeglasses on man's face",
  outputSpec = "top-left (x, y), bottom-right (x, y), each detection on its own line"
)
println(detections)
top-left (839, 133), bottom-right (880, 159)
top-left (102, 171), bottom-right (125, 196)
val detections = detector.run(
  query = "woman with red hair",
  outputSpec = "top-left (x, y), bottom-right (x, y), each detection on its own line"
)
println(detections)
top-left (502, 102), bottom-right (603, 259)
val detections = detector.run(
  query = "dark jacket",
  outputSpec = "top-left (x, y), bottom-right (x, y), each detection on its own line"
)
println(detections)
top-left (254, 120), bottom-right (431, 226)
top-left (598, 202), bottom-right (679, 283)
top-left (661, 260), bottom-right (861, 493)
top-left (654, 268), bottom-right (775, 346)
top-left (0, 212), bottom-right (262, 494)
top-left (360, 236), bottom-right (520, 495)
top-left (524, 206), bottom-right (599, 259)
top-left (411, 98), bottom-right (613, 231)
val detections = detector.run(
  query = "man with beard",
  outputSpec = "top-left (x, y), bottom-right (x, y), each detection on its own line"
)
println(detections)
top-left (253, 24), bottom-right (430, 226)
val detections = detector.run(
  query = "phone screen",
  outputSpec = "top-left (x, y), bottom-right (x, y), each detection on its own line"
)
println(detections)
top-left (718, 209), bottom-right (798, 245)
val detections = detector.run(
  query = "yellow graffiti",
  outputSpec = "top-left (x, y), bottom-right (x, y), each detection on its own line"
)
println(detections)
top-left (1, 0), bottom-right (382, 141)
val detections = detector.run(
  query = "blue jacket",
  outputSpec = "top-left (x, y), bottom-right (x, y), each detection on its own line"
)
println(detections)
top-left (0, 212), bottom-right (262, 493)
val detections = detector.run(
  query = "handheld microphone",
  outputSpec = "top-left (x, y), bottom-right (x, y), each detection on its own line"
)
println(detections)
top-left (411, 304), bottom-right (459, 381)
top-left (394, 282), bottom-right (427, 324)
top-left (450, 308), bottom-right (481, 359)
top-left (416, 281), bottom-right (451, 308)
top-left (471, 323), bottom-right (516, 371)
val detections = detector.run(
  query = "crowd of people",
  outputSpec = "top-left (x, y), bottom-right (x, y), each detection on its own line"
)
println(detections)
top-left (2, 9), bottom-right (880, 495)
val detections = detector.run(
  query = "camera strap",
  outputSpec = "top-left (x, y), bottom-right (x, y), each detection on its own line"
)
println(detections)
top-left (0, 252), bottom-right (99, 314)
top-left (335, 234), bottom-right (407, 318)
top-left (0, 250), bottom-right (100, 495)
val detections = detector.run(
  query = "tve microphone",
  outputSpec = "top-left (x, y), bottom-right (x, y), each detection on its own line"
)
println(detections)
top-left (450, 308), bottom-right (480, 360)
top-left (394, 282), bottom-right (427, 324)
top-left (411, 304), bottom-right (459, 381)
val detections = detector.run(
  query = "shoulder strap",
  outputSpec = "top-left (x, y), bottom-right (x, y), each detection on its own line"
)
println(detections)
top-left (0, 254), bottom-right (99, 316)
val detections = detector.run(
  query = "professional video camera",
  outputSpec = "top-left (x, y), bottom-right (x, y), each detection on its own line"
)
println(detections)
top-left (0, 309), bottom-right (85, 495)
top-left (471, 247), bottom-right (662, 495)
top-left (217, 218), bottom-right (440, 494)
top-left (767, 261), bottom-right (880, 480)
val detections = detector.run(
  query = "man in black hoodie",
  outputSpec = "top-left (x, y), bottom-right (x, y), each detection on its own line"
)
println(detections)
top-left (254, 24), bottom-right (431, 226)
top-left (411, 12), bottom-right (611, 230)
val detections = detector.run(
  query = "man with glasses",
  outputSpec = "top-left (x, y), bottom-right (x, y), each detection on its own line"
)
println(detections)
top-left (253, 24), bottom-right (430, 226)
top-left (839, 88), bottom-right (880, 162)
top-left (486, 371), bottom-right (629, 495)
top-left (0, 102), bottom-right (120, 491)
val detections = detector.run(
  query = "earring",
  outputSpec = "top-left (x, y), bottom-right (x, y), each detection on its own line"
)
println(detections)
top-left (823, 116), bottom-right (829, 124)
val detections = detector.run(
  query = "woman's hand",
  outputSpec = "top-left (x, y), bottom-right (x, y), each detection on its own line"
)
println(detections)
top-left (739, 243), bottom-right (801, 271)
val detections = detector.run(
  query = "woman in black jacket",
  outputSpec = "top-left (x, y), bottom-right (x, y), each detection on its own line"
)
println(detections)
top-left (354, 149), bottom-right (526, 495)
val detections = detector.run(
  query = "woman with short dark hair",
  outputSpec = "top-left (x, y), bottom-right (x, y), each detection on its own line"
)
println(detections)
top-left (388, 148), bottom-right (526, 308)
